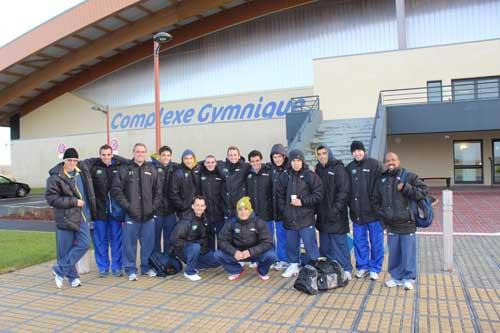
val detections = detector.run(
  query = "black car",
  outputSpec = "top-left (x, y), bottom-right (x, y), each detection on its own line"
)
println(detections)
top-left (0, 175), bottom-right (30, 198)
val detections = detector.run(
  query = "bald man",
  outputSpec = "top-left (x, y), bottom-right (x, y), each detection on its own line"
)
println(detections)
top-left (372, 152), bottom-right (428, 291)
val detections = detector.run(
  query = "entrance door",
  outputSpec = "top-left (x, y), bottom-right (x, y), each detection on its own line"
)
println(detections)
top-left (493, 140), bottom-right (500, 184)
top-left (453, 140), bottom-right (483, 184)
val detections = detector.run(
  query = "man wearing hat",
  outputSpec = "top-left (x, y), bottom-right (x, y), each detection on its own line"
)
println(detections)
top-left (278, 149), bottom-right (324, 278)
top-left (169, 149), bottom-right (201, 219)
top-left (46, 148), bottom-right (96, 288)
top-left (346, 140), bottom-right (384, 281)
top-left (214, 196), bottom-right (277, 281)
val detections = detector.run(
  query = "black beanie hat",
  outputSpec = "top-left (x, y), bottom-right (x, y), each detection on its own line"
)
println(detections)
top-left (350, 141), bottom-right (366, 153)
top-left (63, 148), bottom-right (79, 160)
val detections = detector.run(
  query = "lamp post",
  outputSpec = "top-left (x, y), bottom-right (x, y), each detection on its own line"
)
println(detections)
top-left (153, 32), bottom-right (173, 152)
top-left (91, 105), bottom-right (110, 145)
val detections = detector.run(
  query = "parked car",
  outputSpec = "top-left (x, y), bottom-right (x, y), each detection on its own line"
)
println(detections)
top-left (0, 175), bottom-right (30, 198)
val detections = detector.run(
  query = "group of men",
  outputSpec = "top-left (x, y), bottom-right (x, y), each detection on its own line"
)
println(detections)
top-left (46, 139), bottom-right (427, 291)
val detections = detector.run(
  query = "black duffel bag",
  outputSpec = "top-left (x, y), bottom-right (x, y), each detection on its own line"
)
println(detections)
top-left (293, 265), bottom-right (319, 295)
top-left (314, 257), bottom-right (347, 290)
top-left (149, 251), bottom-right (183, 277)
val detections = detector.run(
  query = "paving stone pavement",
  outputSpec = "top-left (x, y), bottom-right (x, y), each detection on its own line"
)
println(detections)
top-left (0, 235), bottom-right (499, 332)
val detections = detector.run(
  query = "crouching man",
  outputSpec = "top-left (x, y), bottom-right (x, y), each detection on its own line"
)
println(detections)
top-left (171, 195), bottom-right (220, 281)
top-left (214, 197), bottom-right (277, 281)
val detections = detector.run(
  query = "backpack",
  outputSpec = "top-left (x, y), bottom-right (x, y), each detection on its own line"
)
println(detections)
top-left (149, 251), bottom-right (183, 277)
top-left (400, 170), bottom-right (434, 228)
top-left (313, 257), bottom-right (347, 290)
top-left (293, 265), bottom-right (318, 295)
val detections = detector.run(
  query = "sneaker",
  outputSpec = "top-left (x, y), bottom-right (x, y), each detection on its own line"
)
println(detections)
top-left (369, 272), bottom-right (379, 281)
top-left (228, 269), bottom-right (245, 281)
top-left (53, 270), bottom-right (64, 289)
top-left (143, 269), bottom-right (157, 277)
top-left (99, 271), bottom-right (109, 278)
top-left (344, 271), bottom-right (352, 281)
top-left (355, 269), bottom-right (368, 278)
top-left (403, 280), bottom-right (415, 290)
top-left (258, 274), bottom-right (270, 281)
top-left (273, 261), bottom-right (288, 271)
top-left (281, 263), bottom-right (300, 278)
top-left (128, 273), bottom-right (138, 281)
top-left (112, 270), bottom-right (123, 277)
top-left (184, 272), bottom-right (202, 281)
top-left (248, 262), bottom-right (258, 268)
top-left (70, 278), bottom-right (82, 288)
top-left (385, 279), bottom-right (403, 288)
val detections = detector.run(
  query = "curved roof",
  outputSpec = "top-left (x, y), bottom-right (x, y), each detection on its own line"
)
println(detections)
top-left (0, 0), bottom-right (315, 126)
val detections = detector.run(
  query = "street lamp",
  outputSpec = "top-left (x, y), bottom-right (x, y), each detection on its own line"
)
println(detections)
top-left (91, 104), bottom-right (110, 145)
top-left (153, 32), bottom-right (173, 152)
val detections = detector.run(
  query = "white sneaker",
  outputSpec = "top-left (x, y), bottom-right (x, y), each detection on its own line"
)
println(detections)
top-left (369, 272), bottom-right (379, 281)
top-left (248, 262), bottom-right (258, 268)
top-left (355, 269), bottom-right (368, 278)
top-left (385, 279), bottom-right (403, 288)
top-left (184, 272), bottom-right (202, 281)
top-left (273, 261), bottom-right (288, 271)
top-left (403, 280), bottom-right (414, 290)
top-left (128, 273), bottom-right (138, 281)
top-left (70, 278), bottom-right (81, 288)
top-left (344, 271), bottom-right (352, 281)
top-left (281, 263), bottom-right (300, 278)
top-left (258, 274), bottom-right (270, 281)
top-left (145, 269), bottom-right (157, 277)
top-left (53, 270), bottom-right (63, 289)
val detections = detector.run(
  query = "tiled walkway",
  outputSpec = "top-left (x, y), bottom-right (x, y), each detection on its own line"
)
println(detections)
top-left (1, 234), bottom-right (498, 332)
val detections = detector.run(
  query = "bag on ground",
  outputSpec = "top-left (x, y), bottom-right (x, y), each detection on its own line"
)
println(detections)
top-left (313, 257), bottom-right (347, 290)
top-left (149, 251), bottom-right (183, 277)
top-left (293, 265), bottom-right (319, 295)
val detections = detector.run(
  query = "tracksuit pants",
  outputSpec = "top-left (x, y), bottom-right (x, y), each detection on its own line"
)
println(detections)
top-left (387, 232), bottom-right (417, 281)
top-left (154, 214), bottom-right (177, 253)
top-left (319, 232), bottom-right (353, 272)
top-left (353, 221), bottom-right (384, 273)
top-left (214, 249), bottom-right (277, 276)
top-left (53, 220), bottom-right (91, 283)
top-left (183, 242), bottom-right (220, 275)
top-left (122, 217), bottom-right (155, 275)
top-left (266, 220), bottom-right (288, 262)
top-left (286, 225), bottom-right (320, 265)
top-left (92, 218), bottom-right (122, 273)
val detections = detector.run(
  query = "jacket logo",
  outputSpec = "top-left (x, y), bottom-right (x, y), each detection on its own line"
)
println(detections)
top-left (234, 228), bottom-right (240, 234)
top-left (382, 178), bottom-right (386, 183)
top-left (362, 169), bottom-right (370, 172)
top-left (328, 171), bottom-right (334, 176)
top-left (128, 171), bottom-right (134, 176)
top-left (235, 169), bottom-right (240, 172)
top-left (158, 169), bottom-right (163, 172)
top-left (184, 172), bottom-right (189, 178)
top-left (192, 225), bottom-right (198, 230)
top-left (223, 168), bottom-right (228, 173)
top-left (351, 170), bottom-right (357, 174)
top-left (144, 171), bottom-right (152, 176)
top-left (215, 177), bottom-right (222, 181)
top-left (247, 174), bottom-right (252, 179)
top-left (300, 175), bottom-right (304, 179)
top-left (201, 176), bottom-right (207, 181)
top-left (250, 228), bottom-right (256, 232)
top-left (96, 169), bottom-right (103, 175)
top-left (113, 170), bottom-right (117, 173)
top-left (262, 173), bottom-right (269, 176)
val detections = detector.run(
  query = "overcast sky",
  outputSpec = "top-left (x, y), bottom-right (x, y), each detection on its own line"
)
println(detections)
top-left (0, 0), bottom-right (84, 165)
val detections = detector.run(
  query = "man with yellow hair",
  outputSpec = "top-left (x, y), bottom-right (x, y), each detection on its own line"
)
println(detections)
top-left (214, 196), bottom-right (277, 281)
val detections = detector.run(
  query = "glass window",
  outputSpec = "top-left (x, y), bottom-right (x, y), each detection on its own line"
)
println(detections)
top-left (427, 81), bottom-right (442, 103)
top-left (494, 140), bottom-right (500, 184)
top-left (453, 80), bottom-right (475, 101)
top-left (477, 78), bottom-right (499, 99)
top-left (0, 176), bottom-right (10, 184)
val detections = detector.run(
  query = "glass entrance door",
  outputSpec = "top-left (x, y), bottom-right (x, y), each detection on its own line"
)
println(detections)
top-left (493, 140), bottom-right (500, 184)
top-left (453, 140), bottom-right (483, 184)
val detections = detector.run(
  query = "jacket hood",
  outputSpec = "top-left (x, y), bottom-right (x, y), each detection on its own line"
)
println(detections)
top-left (270, 144), bottom-right (288, 167)
top-left (288, 149), bottom-right (308, 171)
top-left (315, 144), bottom-right (343, 168)
top-left (48, 163), bottom-right (64, 176)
